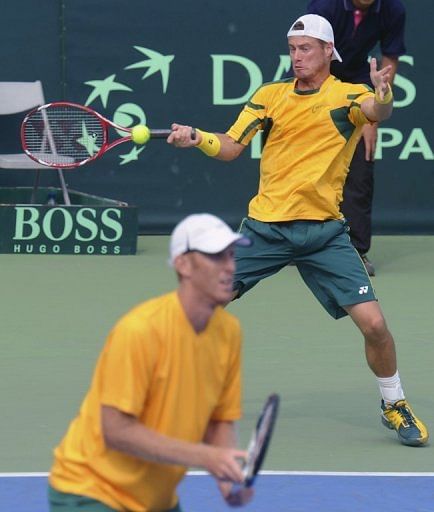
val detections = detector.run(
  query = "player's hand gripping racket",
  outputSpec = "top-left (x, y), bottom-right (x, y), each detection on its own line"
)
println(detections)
top-left (21, 102), bottom-right (174, 168)
top-left (242, 393), bottom-right (280, 487)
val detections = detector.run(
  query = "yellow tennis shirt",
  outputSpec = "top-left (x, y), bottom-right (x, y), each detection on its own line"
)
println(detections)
top-left (226, 75), bottom-right (374, 222)
top-left (49, 291), bottom-right (242, 511)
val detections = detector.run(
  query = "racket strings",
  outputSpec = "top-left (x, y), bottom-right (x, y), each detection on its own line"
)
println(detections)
top-left (243, 395), bottom-right (279, 486)
top-left (23, 107), bottom-right (105, 166)
top-left (252, 409), bottom-right (273, 457)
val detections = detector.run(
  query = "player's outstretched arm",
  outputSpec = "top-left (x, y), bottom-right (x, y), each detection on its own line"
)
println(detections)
top-left (167, 123), bottom-right (245, 161)
top-left (361, 57), bottom-right (394, 123)
top-left (102, 405), bottom-right (247, 484)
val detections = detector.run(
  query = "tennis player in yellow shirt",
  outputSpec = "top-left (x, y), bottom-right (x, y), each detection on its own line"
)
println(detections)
top-left (48, 213), bottom-right (253, 511)
top-left (167, 14), bottom-right (428, 447)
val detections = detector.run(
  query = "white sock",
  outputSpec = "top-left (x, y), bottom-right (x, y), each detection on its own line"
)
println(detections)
top-left (377, 371), bottom-right (405, 404)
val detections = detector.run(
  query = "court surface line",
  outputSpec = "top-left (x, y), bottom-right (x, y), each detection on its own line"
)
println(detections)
top-left (2, 470), bottom-right (434, 477)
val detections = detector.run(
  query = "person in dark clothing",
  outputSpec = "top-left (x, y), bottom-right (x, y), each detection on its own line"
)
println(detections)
top-left (306, 0), bottom-right (406, 276)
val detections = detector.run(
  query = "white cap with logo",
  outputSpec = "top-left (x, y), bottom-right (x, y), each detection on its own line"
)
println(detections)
top-left (169, 213), bottom-right (252, 265)
top-left (287, 14), bottom-right (342, 62)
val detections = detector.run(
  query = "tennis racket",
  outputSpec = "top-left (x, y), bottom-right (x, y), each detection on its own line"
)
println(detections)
top-left (21, 102), bottom-right (172, 168)
top-left (243, 393), bottom-right (280, 487)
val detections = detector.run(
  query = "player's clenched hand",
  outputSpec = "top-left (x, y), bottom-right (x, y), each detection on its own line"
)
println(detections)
top-left (204, 446), bottom-right (247, 483)
top-left (370, 57), bottom-right (392, 101)
top-left (167, 123), bottom-right (199, 148)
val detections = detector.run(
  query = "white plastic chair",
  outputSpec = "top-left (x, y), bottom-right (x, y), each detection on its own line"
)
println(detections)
top-left (0, 81), bottom-right (71, 205)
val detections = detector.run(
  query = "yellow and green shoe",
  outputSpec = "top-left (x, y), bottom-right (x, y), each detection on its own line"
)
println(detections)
top-left (381, 400), bottom-right (429, 446)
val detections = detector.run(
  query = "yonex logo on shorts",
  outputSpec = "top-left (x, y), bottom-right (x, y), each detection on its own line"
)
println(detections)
top-left (359, 286), bottom-right (369, 294)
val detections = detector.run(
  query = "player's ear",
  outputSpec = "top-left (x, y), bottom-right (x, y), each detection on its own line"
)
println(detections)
top-left (174, 253), bottom-right (193, 278)
top-left (325, 42), bottom-right (333, 59)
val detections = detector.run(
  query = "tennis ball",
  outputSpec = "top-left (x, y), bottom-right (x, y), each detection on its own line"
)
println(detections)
top-left (131, 124), bottom-right (150, 145)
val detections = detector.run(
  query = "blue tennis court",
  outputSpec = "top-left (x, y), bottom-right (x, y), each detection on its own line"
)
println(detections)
top-left (2, 472), bottom-right (434, 512)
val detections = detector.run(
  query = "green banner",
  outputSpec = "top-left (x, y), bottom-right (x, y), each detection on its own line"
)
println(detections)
top-left (0, 204), bottom-right (137, 255)
top-left (1, 0), bottom-right (433, 234)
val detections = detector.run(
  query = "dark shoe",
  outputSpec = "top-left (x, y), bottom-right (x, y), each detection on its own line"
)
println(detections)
top-left (360, 254), bottom-right (375, 276)
top-left (381, 399), bottom-right (429, 446)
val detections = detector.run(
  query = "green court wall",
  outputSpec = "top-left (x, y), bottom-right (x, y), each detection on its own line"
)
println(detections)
top-left (1, 0), bottom-right (432, 234)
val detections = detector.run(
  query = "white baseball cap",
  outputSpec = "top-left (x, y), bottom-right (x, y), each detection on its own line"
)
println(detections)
top-left (169, 213), bottom-right (252, 265)
top-left (287, 14), bottom-right (342, 62)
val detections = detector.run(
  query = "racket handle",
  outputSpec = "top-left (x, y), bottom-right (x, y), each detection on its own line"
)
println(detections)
top-left (149, 128), bottom-right (197, 140)
top-left (150, 129), bottom-right (172, 139)
top-left (228, 481), bottom-right (248, 496)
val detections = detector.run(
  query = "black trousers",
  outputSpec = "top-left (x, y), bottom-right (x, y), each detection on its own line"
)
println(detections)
top-left (341, 138), bottom-right (374, 255)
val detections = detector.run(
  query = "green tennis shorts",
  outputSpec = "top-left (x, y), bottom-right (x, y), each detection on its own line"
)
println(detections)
top-left (48, 485), bottom-right (183, 512)
top-left (233, 218), bottom-right (376, 319)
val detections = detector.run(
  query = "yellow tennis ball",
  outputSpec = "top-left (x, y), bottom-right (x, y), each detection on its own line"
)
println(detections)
top-left (131, 124), bottom-right (150, 145)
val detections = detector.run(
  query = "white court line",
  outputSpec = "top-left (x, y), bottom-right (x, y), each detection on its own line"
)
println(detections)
top-left (2, 471), bottom-right (434, 478)
top-left (0, 473), bottom-right (48, 478)
top-left (192, 470), bottom-right (434, 477)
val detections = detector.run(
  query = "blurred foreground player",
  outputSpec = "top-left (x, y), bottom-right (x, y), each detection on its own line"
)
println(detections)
top-left (48, 213), bottom-right (253, 511)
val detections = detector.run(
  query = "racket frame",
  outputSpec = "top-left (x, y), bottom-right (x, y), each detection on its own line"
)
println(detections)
top-left (21, 101), bottom-right (171, 168)
top-left (243, 393), bottom-right (280, 487)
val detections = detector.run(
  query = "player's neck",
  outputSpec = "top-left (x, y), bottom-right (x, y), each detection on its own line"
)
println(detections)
top-left (295, 71), bottom-right (330, 92)
top-left (177, 288), bottom-right (216, 334)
